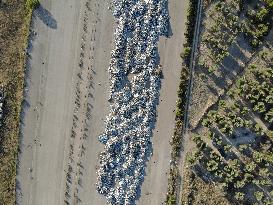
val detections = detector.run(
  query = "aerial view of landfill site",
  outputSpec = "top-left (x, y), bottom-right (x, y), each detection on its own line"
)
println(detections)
top-left (0, 0), bottom-right (273, 205)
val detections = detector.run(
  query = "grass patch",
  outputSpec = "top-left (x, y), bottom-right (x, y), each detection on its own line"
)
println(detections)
top-left (0, 0), bottom-right (37, 204)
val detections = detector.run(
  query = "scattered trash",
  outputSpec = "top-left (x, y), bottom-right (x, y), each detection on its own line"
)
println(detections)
top-left (0, 87), bottom-right (5, 127)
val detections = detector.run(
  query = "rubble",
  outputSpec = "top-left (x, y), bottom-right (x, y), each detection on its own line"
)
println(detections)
top-left (96, 0), bottom-right (170, 204)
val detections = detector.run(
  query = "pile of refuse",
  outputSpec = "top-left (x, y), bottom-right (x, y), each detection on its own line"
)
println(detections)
top-left (96, 0), bottom-right (170, 204)
top-left (0, 87), bottom-right (4, 127)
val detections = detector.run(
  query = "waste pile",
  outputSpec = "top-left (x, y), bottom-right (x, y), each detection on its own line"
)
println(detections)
top-left (96, 0), bottom-right (170, 204)
top-left (0, 87), bottom-right (4, 127)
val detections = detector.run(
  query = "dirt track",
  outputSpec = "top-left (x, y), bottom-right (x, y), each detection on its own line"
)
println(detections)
top-left (17, 1), bottom-right (87, 204)
top-left (16, 0), bottom-right (187, 204)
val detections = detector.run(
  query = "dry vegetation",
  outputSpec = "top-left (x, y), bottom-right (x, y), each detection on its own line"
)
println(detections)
top-left (0, 0), bottom-right (38, 204)
top-left (181, 154), bottom-right (230, 205)
top-left (182, 0), bottom-right (273, 204)
top-left (166, 0), bottom-right (197, 204)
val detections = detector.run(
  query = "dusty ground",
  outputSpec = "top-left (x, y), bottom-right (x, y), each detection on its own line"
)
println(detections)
top-left (16, 0), bottom-right (187, 204)
top-left (16, 0), bottom-right (84, 204)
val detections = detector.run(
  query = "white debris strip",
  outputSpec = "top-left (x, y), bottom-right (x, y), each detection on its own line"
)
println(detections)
top-left (0, 87), bottom-right (4, 127)
top-left (96, 0), bottom-right (170, 204)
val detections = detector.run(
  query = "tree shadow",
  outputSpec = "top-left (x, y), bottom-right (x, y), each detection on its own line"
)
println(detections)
top-left (34, 4), bottom-right (57, 29)
top-left (15, 179), bottom-right (22, 205)
top-left (193, 116), bottom-right (273, 204)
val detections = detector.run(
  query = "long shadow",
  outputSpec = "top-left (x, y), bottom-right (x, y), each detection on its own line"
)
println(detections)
top-left (34, 4), bottom-right (57, 29)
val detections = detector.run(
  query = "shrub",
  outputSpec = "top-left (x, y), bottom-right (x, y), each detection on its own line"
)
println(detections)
top-left (207, 66), bottom-right (216, 73)
top-left (181, 46), bottom-right (191, 60)
top-left (254, 191), bottom-right (264, 201)
top-left (235, 192), bottom-right (245, 201)
top-left (26, 0), bottom-right (40, 11)
top-left (256, 7), bottom-right (269, 22)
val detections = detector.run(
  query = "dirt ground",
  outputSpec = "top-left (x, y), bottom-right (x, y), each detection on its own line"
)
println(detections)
top-left (16, 0), bottom-right (188, 204)
top-left (136, 0), bottom-right (188, 204)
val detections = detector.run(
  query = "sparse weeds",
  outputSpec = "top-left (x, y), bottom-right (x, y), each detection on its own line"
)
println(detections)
top-left (0, 0), bottom-right (36, 203)
top-left (26, 0), bottom-right (40, 11)
top-left (166, 0), bottom-right (198, 203)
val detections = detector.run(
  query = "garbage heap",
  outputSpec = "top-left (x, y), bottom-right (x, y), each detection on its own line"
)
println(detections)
top-left (96, 0), bottom-right (170, 204)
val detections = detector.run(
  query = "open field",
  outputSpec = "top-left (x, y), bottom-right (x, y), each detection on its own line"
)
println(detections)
top-left (16, 0), bottom-right (188, 205)
top-left (0, 0), bottom-right (35, 204)
top-left (181, 0), bottom-right (273, 204)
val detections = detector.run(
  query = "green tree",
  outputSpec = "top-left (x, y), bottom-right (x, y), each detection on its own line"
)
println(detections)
top-left (254, 124), bottom-right (264, 136)
top-left (259, 168), bottom-right (269, 178)
top-left (241, 106), bottom-right (250, 115)
top-left (245, 161), bottom-right (256, 172)
top-left (224, 144), bottom-right (232, 152)
top-left (256, 7), bottom-right (269, 21)
top-left (265, 95), bottom-right (273, 104)
top-left (219, 100), bottom-right (226, 108)
top-left (166, 195), bottom-right (176, 205)
top-left (207, 160), bottom-right (219, 172)
top-left (253, 102), bottom-right (266, 113)
top-left (265, 108), bottom-right (273, 123)
top-left (181, 47), bottom-right (191, 59)
top-left (202, 118), bottom-right (212, 127)
top-left (239, 144), bottom-right (248, 151)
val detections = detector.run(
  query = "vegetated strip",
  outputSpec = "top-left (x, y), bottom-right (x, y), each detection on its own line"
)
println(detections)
top-left (0, 0), bottom-right (39, 204)
top-left (165, 0), bottom-right (199, 204)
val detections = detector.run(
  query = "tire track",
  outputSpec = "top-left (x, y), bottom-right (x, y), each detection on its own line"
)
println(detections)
top-left (63, 1), bottom-right (100, 204)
